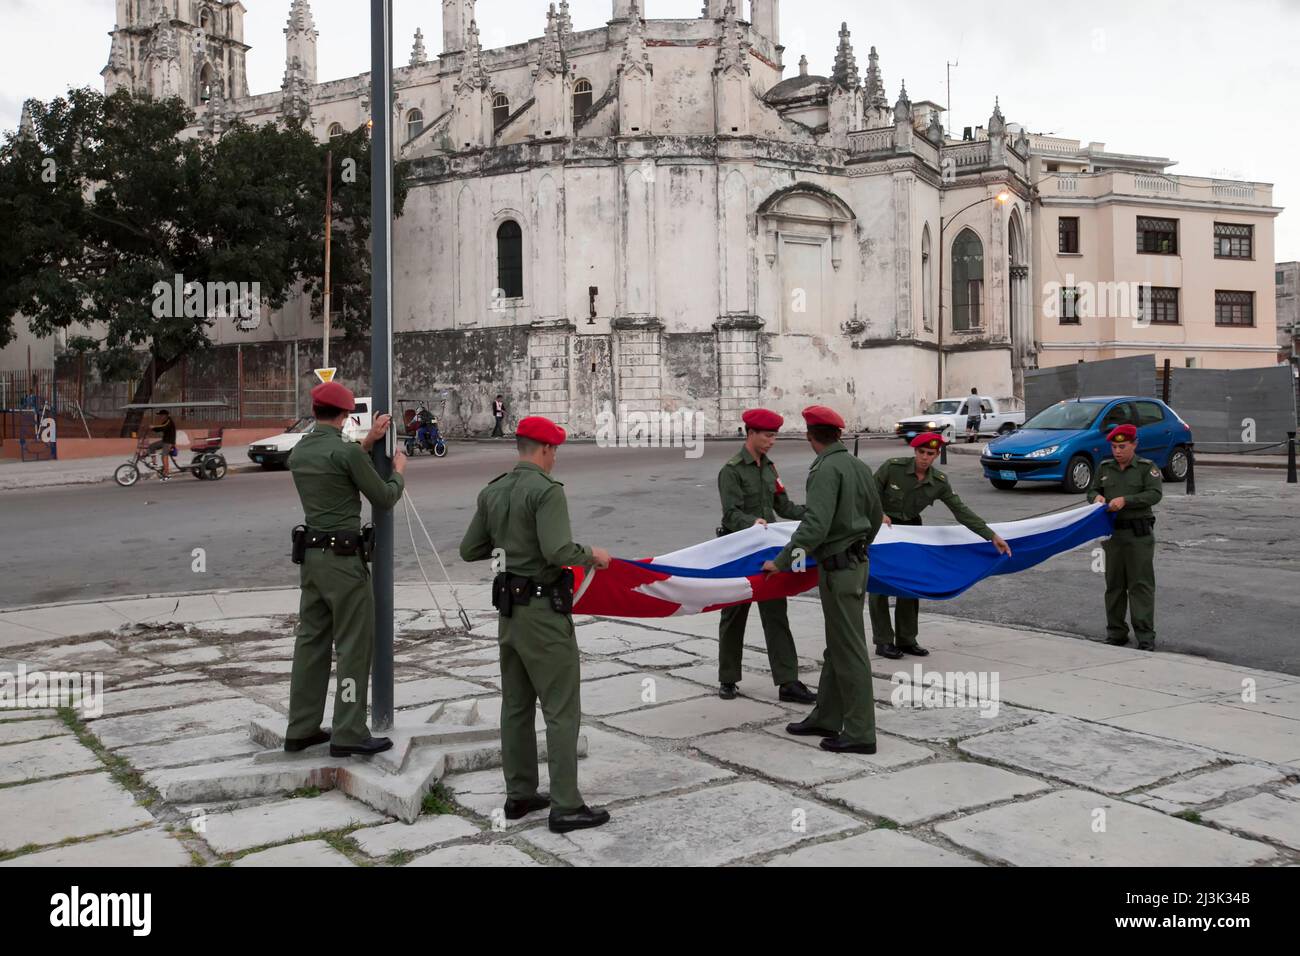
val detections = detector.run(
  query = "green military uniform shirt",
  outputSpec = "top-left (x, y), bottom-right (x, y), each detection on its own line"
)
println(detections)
top-left (718, 447), bottom-right (806, 533)
top-left (288, 423), bottom-right (404, 528)
top-left (459, 462), bottom-right (594, 582)
top-left (772, 442), bottom-right (883, 570)
top-left (1086, 456), bottom-right (1163, 517)
top-left (875, 457), bottom-right (994, 538)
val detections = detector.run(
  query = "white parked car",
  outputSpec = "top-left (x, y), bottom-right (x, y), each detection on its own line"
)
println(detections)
top-left (894, 396), bottom-right (1024, 443)
top-left (247, 397), bottom-right (372, 469)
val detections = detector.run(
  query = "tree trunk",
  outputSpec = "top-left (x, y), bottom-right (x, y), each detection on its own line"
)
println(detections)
top-left (119, 351), bottom-right (178, 438)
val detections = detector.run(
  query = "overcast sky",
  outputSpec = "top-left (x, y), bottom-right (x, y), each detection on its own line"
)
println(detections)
top-left (3, 0), bottom-right (1297, 259)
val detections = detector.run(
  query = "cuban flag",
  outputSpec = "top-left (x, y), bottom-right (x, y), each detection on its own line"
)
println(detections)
top-left (571, 503), bottom-right (1113, 618)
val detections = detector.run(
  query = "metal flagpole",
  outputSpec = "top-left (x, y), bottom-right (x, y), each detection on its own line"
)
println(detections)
top-left (369, 0), bottom-right (395, 731)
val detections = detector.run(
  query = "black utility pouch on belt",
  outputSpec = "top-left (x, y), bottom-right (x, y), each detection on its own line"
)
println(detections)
top-left (1117, 516), bottom-right (1156, 537)
top-left (549, 569), bottom-right (575, 614)
top-left (291, 525), bottom-right (307, 565)
top-left (491, 572), bottom-right (514, 618)
top-left (359, 524), bottom-right (376, 563)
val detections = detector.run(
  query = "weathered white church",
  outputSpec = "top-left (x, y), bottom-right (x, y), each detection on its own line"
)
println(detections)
top-left (95, 0), bottom-right (1037, 434)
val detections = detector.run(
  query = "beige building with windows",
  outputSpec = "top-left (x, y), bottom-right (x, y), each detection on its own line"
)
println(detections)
top-left (1028, 136), bottom-right (1281, 371)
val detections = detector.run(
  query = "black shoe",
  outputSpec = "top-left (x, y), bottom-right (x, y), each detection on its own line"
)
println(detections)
top-left (719, 682), bottom-right (738, 700)
top-left (329, 736), bottom-right (393, 758)
top-left (876, 643), bottom-right (905, 660)
top-left (1104, 635), bottom-right (1131, 647)
top-left (548, 805), bottom-right (611, 833)
top-left (786, 716), bottom-right (837, 737)
top-left (820, 736), bottom-right (877, 754)
top-left (899, 644), bottom-right (929, 657)
top-left (283, 729), bottom-right (331, 752)
top-left (504, 794), bottom-right (551, 820)
top-left (778, 680), bottom-right (817, 704)
top-left (1137, 643), bottom-right (1156, 652)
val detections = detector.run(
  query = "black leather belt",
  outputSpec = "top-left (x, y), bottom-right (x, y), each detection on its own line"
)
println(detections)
top-left (820, 539), bottom-right (870, 571)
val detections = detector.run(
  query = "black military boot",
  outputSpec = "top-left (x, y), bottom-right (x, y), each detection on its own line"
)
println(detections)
top-left (719, 682), bottom-right (738, 700)
top-left (329, 736), bottom-right (393, 758)
top-left (504, 794), bottom-right (551, 820)
top-left (820, 736), bottom-right (877, 755)
top-left (785, 716), bottom-right (836, 737)
top-left (778, 680), bottom-right (817, 704)
top-left (899, 644), bottom-right (930, 657)
top-left (876, 643), bottom-right (905, 660)
top-left (284, 729), bottom-right (330, 753)
top-left (549, 805), bottom-right (611, 833)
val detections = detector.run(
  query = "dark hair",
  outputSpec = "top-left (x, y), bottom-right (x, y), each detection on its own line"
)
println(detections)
top-left (313, 404), bottom-right (348, 420)
top-left (158, 409), bottom-right (170, 416)
top-left (970, 387), bottom-right (978, 393)
top-left (517, 436), bottom-right (543, 454)
top-left (808, 424), bottom-right (841, 445)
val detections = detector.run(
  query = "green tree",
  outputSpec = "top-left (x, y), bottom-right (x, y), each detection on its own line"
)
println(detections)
top-left (0, 88), bottom-right (408, 435)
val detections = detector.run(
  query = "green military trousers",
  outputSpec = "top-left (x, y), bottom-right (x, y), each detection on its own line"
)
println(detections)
top-left (1103, 528), bottom-right (1157, 648)
top-left (498, 601), bottom-right (584, 814)
top-left (287, 549), bottom-right (374, 747)
top-left (805, 561), bottom-right (877, 745)
top-left (718, 598), bottom-right (800, 685)
top-left (867, 594), bottom-right (920, 648)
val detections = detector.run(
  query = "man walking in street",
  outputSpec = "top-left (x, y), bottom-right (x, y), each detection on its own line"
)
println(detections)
top-left (459, 416), bottom-right (614, 833)
top-left (715, 408), bottom-right (816, 704)
top-left (870, 432), bottom-right (1012, 659)
top-left (763, 406), bottom-right (883, 754)
top-left (492, 394), bottom-right (506, 438)
top-left (285, 381), bottom-right (406, 758)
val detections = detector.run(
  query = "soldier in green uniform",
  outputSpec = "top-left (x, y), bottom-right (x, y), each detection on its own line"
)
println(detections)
top-left (285, 381), bottom-right (406, 758)
top-left (762, 405), bottom-right (884, 754)
top-left (459, 416), bottom-right (614, 833)
top-left (870, 432), bottom-right (1012, 659)
top-left (715, 408), bottom-right (817, 704)
top-left (1087, 424), bottom-right (1163, 650)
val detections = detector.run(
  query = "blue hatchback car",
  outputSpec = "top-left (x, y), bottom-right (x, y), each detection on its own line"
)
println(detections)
top-left (981, 396), bottom-right (1192, 493)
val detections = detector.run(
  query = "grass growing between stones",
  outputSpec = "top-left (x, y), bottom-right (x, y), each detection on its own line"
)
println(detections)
top-left (290, 786), bottom-right (323, 799)
top-left (421, 783), bottom-right (457, 816)
top-left (58, 706), bottom-right (155, 807)
top-left (386, 849), bottom-right (416, 866)
top-left (875, 817), bottom-right (900, 830)
top-left (1174, 810), bottom-right (1204, 824)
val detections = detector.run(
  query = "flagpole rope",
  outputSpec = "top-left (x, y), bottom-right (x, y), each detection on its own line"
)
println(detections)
top-left (401, 490), bottom-right (473, 631)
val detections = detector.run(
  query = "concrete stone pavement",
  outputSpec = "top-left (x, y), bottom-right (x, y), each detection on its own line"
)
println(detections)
top-left (0, 585), bottom-right (1297, 866)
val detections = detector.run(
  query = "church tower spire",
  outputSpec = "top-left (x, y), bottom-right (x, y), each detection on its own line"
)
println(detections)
top-left (831, 21), bottom-right (859, 89)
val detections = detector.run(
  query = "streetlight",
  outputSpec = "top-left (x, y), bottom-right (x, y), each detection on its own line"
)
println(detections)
top-left (936, 189), bottom-right (1012, 399)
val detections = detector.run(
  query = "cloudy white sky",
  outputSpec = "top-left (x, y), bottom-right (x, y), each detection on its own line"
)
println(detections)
top-left (2, 0), bottom-right (1297, 258)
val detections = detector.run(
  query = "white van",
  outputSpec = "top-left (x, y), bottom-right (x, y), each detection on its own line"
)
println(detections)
top-left (247, 397), bottom-right (372, 469)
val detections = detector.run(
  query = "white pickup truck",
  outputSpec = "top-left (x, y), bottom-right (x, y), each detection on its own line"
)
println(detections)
top-left (247, 397), bottom-right (373, 469)
top-left (894, 396), bottom-right (1024, 443)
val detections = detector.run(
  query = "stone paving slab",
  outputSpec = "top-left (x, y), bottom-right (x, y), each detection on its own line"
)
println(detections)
top-left (879, 648), bottom-right (1048, 683)
top-left (875, 700), bottom-right (1039, 743)
top-left (0, 734), bottom-right (102, 784)
top-left (1, 607), bottom-right (124, 641)
top-left (150, 646), bottom-right (224, 667)
top-left (960, 635), bottom-right (1149, 672)
top-left (1103, 702), bottom-right (1300, 765)
top-left (27, 640), bottom-right (120, 663)
top-left (0, 619), bottom-right (62, 649)
top-left (959, 716), bottom-right (1219, 794)
top-left (0, 826), bottom-right (192, 867)
top-left (519, 780), bottom-right (859, 866)
top-left (393, 676), bottom-right (494, 708)
top-left (574, 621), bottom-right (687, 656)
top-left (0, 708), bottom-right (59, 721)
top-left (1203, 794), bottom-right (1300, 850)
top-left (1071, 658), bottom-right (1293, 700)
top-left (445, 727), bottom-right (733, 827)
top-left (765, 828), bottom-right (985, 867)
top-left (997, 672), bottom-right (1188, 721)
top-left (352, 815), bottom-right (481, 857)
top-left (936, 789), bottom-right (1277, 866)
top-left (200, 791), bottom-right (389, 854)
top-left (0, 772), bottom-right (155, 852)
top-left (89, 680), bottom-right (241, 720)
top-left (116, 730), bottom-right (264, 771)
top-left (759, 721), bottom-right (936, 770)
top-left (406, 843), bottom-right (540, 866)
top-left (211, 591), bottom-right (301, 617)
top-left (91, 697), bottom-right (286, 749)
top-left (230, 839), bottom-right (356, 867)
top-left (208, 660), bottom-right (295, 677)
top-left (579, 672), bottom-right (708, 717)
top-left (667, 664), bottom-right (801, 709)
top-left (616, 647), bottom-right (703, 669)
top-left (602, 695), bottom-right (785, 739)
top-left (1145, 764), bottom-right (1288, 806)
top-left (817, 761), bottom-right (1051, 825)
top-left (692, 730), bottom-right (926, 786)
top-left (1281, 783), bottom-right (1300, 800)
top-left (602, 614), bottom-right (721, 641)
top-left (1218, 682), bottom-right (1300, 721)
top-left (0, 717), bottom-right (69, 744)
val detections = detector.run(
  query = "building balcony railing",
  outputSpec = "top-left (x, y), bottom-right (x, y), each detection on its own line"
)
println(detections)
top-left (1038, 169), bottom-right (1273, 207)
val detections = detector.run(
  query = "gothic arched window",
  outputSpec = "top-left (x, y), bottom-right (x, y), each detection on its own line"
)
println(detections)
top-left (492, 94), bottom-right (510, 130)
top-left (951, 228), bottom-right (984, 331)
top-left (406, 109), bottom-right (425, 141)
top-left (199, 8), bottom-right (212, 32)
top-left (198, 63), bottom-right (214, 104)
top-left (328, 123), bottom-right (344, 140)
top-left (921, 224), bottom-right (933, 331)
top-left (573, 79), bottom-right (593, 118)
top-left (496, 220), bottom-right (523, 300)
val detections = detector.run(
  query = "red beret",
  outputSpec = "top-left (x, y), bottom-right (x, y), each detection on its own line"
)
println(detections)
top-left (910, 432), bottom-right (946, 450)
top-left (801, 405), bottom-right (845, 429)
top-left (517, 415), bottom-right (567, 446)
top-left (1107, 424), bottom-right (1137, 444)
top-left (742, 408), bottom-right (783, 431)
top-left (310, 381), bottom-right (355, 412)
